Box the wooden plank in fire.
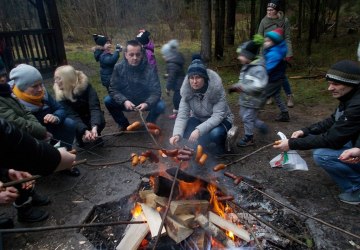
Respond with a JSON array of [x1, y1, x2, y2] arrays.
[[209, 211, 250, 242], [165, 215, 193, 243], [140, 203, 166, 238], [169, 200, 209, 215], [116, 212, 149, 250]]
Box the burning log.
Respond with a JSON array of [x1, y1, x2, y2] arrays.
[[165, 216, 194, 243], [176, 214, 196, 228], [195, 213, 236, 248], [139, 190, 167, 209], [140, 203, 166, 238], [169, 200, 209, 215], [153, 175, 178, 197], [116, 212, 149, 250], [209, 211, 250, 242]]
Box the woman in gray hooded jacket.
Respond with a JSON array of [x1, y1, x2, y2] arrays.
[[169, 55, 233, 155]]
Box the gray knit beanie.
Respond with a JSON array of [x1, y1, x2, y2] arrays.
[[9, 64, 43, 91], [326, 60, 360, 86], [187, 54, 208, 79], [161, 39, 179, 60]]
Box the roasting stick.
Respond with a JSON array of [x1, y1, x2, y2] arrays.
[[98, 130, 148, 138], [152, 161, 182, 250], [0, 220, 147, 234], [2, 159, 87, 188], [213, 142, 278, 171], [136, 109, 161, 150]]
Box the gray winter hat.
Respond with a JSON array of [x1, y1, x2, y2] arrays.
[[326, 60, 360, 86], [161, 39, 179, 60], [9, 64, 43, 91]]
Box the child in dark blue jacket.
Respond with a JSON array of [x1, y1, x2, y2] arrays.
[[263, 28, 290, 122], [92, 34, 121, 90]]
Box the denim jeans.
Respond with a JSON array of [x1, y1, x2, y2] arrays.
[[104, 95, 165, 126], [239, 106, 265, 136], [46, 117, 76, 150], [183, 117, 232, 155], [282, 76, 292, 96], [313, 143, 360, 192]]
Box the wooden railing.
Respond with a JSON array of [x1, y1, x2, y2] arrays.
[[0, 29, 62, 73]]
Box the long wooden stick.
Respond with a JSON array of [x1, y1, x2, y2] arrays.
[[0, 220, 147, 234], [152, 162, 182, 250], [224, 143, 274, 168]]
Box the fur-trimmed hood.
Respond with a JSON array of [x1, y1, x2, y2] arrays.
[[53, 70, 89, 102]]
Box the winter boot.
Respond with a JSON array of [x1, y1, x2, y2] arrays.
[[237, 135, 254, 147], [275, 112, 290, 122], [31, 190, 50, 206], [0, 217, 14, 229], [287, 95, 294, 108], [14, 198, 49, 223]]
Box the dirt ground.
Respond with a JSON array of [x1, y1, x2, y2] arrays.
[[1, 61, 360, 249]]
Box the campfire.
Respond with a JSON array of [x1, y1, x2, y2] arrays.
[[116, 167, 251, 250]]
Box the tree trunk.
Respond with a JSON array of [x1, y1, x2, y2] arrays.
[[250, 0, 256, 37], [297, 0, 302, 39], [226, 0, 236, 45], [307, 0, 315, 55], [200, 0, 212, 62], [314, 0, 321, 42], [215, 0, 225, 60], [333, 0, 341, 38]]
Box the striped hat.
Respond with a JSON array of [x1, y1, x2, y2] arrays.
[[326, 60, 360, 86], [187, 54, 208, 79]]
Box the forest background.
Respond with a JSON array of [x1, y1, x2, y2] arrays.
[[0, 0, 359, 104]]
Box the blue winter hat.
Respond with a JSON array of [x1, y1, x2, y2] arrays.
[[187, 54, 208, 79], [265, 28, 284, 44], [9, 64, 42, 91]]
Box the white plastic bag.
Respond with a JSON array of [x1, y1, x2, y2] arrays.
[[269, 132, 309, 171]]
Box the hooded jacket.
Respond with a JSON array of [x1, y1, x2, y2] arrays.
[[264, 40, 287, 82], [108, 55, 161, 108], [289, 87, 360, 150], [54, 71, 105, 137], [173, 69, 233, 137], [233, 58, 268, 109], [258, 11, 293, 57], [165, 51, 185, 91], [143, 41, 157, 68]]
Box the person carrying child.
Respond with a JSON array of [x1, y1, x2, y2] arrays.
[[229, 36, 269, 147]]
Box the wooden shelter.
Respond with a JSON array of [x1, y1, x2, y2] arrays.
[[0, 0, 66, 73]]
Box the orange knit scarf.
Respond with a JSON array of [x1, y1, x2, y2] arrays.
[[12, 85, 45, 106]]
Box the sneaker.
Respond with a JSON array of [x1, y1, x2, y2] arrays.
[[168, 113, 177, 120], [338, 190, 360, 205], [62, 167, 81, 177], [14, 198, 49, 223], [275, 112, 290, 122], [287, 95, 294, 108], [237, 135, 254, 147]]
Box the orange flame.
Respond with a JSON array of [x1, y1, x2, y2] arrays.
[[178, 179, 203, 199], [226, 230, 235, 241], [207, 184, 225, 218], [131, 203, 142, 218]]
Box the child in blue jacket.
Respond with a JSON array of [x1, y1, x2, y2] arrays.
[[92, 34, 121, 90], [263, 28, 289, 122]]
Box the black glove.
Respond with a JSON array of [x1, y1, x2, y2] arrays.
[[116, 44, 122, 52]]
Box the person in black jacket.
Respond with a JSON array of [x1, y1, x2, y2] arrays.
[[161, 39, 185, 120], [0, 117, 76, 226], [53, 65, 106, 148], [274, 60, 360, 205]]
